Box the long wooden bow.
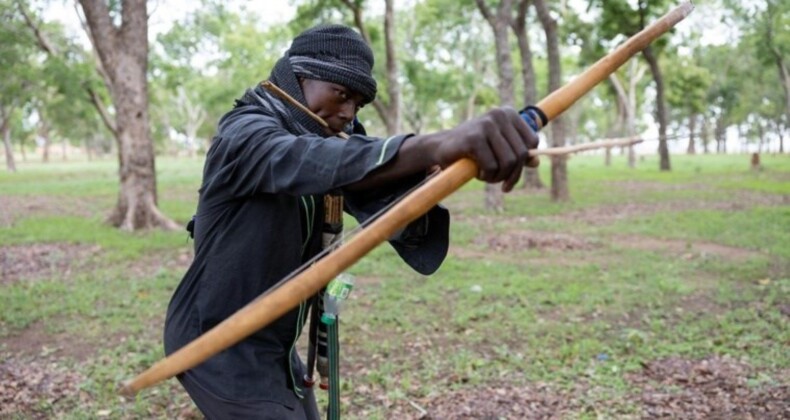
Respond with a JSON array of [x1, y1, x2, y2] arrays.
[[119, 1, 694, 396]]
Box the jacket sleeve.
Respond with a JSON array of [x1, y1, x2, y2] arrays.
[[343, 173, 450, 275], [199, 107, 408, 208]]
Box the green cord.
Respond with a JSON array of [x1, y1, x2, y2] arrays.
[[327, 319, 340, 419]]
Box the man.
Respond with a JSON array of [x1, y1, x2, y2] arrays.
[[164, 24, 538, 419]]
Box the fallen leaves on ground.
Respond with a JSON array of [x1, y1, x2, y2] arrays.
[[0, 243, 102, 285], [628, 356, 789, 419], [0, 356, 87, 418]]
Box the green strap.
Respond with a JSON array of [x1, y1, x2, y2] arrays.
[[327, 319, 340, 420]]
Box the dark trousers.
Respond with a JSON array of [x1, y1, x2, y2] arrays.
[[178, 374, 321, 420]]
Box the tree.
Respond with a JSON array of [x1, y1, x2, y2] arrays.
[[0, 0, 41, 172], [511, 0, 544, 189], [608, 58, 647, 165], [475, 0, 514, 212], [666, 57, 711, 155], [153, 4, 292, 155], [408, 0, 498, 132], [723, 0, 789, 152], [35, 23, 109, 161], [699, 44, 741, 154], [533, 0, 569, 201], [752, 0, 789, 135], [592, 0, 675, 170], [77, 0, 178, 230]]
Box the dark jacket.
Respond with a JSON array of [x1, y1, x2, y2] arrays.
[[163, 102, 449, 409]]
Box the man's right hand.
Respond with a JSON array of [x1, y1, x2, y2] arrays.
[[428, 107, 539, 192], [347, 107, 539, 193]]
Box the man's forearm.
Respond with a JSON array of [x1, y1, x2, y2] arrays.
[[345, 134, 440, 192]]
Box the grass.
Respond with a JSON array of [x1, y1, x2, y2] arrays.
[[1, 153, 788, 418]]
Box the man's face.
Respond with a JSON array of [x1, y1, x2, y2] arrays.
[[300, 79, 366, 135]]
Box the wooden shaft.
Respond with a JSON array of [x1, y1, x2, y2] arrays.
[[261, 80, 350, 140], [119, 158, 477, 396], [536, 1, 694, 121], [119, 2, 693, 396], [532, 137, 643, 156]]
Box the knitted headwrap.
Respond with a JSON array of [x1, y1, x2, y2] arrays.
[[288, 24, 377, 105], [235, 25, 375, 137]]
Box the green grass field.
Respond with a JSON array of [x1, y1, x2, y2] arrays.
[[1, 153, 788, 419]]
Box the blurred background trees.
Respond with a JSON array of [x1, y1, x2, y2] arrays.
[[3, 0, 787, 224]]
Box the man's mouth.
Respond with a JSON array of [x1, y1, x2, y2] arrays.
[[327, 120, 349, 134]]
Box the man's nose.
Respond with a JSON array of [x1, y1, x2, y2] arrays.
[[338, 100, 356, 121]]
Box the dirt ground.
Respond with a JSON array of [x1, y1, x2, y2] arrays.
[[3, 354, 786, 419], [1, 189, 788, 418]]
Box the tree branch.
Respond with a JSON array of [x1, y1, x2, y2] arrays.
[[511, 0, 530, 31], [86, 83, 118, 135], [73, 0, 112, 87], [77, 0, 119, 72], [18, 0, 117, 136], [474, 0, 494, 25], [16, 1, 56, 54], [339, 0, 371, 44]]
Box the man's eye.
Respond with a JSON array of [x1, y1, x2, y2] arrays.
[[335, 89, 348, 99]]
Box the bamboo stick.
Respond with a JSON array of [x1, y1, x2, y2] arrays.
[[119, 1, 694, 397], [261, 80, 350, 139], [533, 137, 643, 156]]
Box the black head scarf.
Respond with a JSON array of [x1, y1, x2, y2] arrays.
[[236, 24, 376, 136], [288, 24, 377, 104]]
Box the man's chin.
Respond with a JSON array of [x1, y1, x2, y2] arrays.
[[326, 125, 346, 136]]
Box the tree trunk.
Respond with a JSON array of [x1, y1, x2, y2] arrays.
[[512, 0, 544, 190], [512, 0, 536, 106], [534, 0, 568, 201], [84, 136, 94, 161], [476, 0, 514, 212], [342, 0, 400, 136], [609, 74, 628, 134], [608, 73, 626, 168], [19, 139, 27, 162], [79, 0, 178, 231], [176, 86, 206, 159], [42, 134, 50, 163], [642, 46, 670, 171], [757, 123, 765, 154], [701, 116, 710, 154], [522, 167, 544, 189], [382, 0, 400, 135], [1, 110, 17, 172], [626, 61, 641, 168], [687, 114, 697, 155], [550, 155, 567, 200], [39, 117, 51, 163], [774, 49, 790, 136], [715, 116, 726, 153]]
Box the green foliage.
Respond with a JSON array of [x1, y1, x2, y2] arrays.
[[2, 0, 785, 161], [717, 0, 789, 139], [151, 5, 296, 147], [666, 58, 712, 115], [0, 2, 41, 108]]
